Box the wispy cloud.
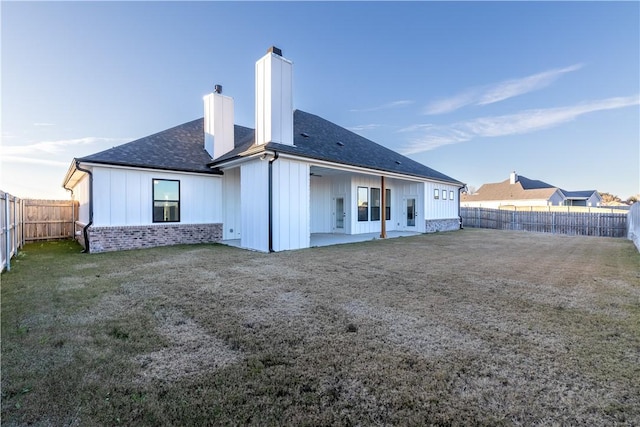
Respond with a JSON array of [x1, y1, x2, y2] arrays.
[[401, 94, 640, 154], [2, 136, 129, 156], [33, 122, 56, 127], [1, 156, 69, 167], [348, 124, 382, 132], [350, 100, 414, 113], [424, 64, 584, 115]]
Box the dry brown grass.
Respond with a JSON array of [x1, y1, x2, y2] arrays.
[[2, 229, 639, 425]]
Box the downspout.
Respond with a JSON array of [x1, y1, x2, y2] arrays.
[[268, 151, 279, 252], [74, 161, 93, 253]]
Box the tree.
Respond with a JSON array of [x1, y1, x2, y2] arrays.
[[627, 194, 639, 204], [599, 192, 622, 204]]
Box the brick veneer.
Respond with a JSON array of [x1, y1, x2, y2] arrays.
[[86, 223, 223, 253]]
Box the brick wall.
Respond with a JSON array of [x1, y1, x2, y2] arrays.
[[87, 223, 223, 253], [425, 218, 461, 233]]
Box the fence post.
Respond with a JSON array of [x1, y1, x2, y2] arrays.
[[5, 194, 10, 272]]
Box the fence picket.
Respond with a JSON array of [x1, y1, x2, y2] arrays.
[[461, 207, 627, 238]]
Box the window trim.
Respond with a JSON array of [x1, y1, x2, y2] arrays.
[[371, 187, 381, 221], [357, 186, 368, 222], [450, 190, 454, 201], [442, 189, 447, 200], [434, 189, 439, 200], [153, 179, 181, 223], [385, 188, 391, 221]]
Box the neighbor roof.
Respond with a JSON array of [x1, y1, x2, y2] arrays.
[[211, 110, 463, 184], [71, 110, 461, 185], [462, 177, 560, 202]]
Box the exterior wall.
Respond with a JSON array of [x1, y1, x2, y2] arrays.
[[548, 190, 565, 206], [310, 176, 331, 233], [331, 175, 352, 234], [88, 223, 222, 253], [74, 174, 91, 225], [91, 166, 222, 227], [395, 180, 425, 232], [272, 159, 310, 251], [425, 218, 460, 233], [351, 174, 393, 234], [241, 160, 269, 252], [222, 167, 241, 240], [424, 182, 460, 220], [587, 193, 601, 207]]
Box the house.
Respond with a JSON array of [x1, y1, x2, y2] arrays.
[[62, 47, 465, 253], [461, 171, 601, 208]]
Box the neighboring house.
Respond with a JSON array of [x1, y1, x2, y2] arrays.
[[63, 47, 464, 253], [461, 171, 601, 208]]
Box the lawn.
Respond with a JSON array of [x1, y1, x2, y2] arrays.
[[1, 229, 639, 426]]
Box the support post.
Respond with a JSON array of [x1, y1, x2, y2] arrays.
[[380, 176, 387, 238]]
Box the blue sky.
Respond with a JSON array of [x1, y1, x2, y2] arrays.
[[2, 1, 639, 200]]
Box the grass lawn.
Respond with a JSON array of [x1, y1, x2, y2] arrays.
[[1, 229, 639, 425]]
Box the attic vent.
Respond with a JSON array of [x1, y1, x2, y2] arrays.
[[336, 141, 344, 146], [395, 160, 401, 165], [300, 132, 310, 138]]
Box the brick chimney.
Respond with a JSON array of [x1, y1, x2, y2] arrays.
[[204, 84, 234, 160], [255, 46, 293, 146]]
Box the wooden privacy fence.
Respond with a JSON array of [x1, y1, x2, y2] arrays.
[[461, 207, 627, 238], [2, 190, 79, 271]]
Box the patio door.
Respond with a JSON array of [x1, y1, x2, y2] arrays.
[[404, 197, 417, 228], [333, 197, 345, 233]]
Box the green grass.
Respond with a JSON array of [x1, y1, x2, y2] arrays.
[[2, 231, 639, 425]]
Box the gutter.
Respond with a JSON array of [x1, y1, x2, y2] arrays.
[[267, 151, 279, 252], [70, 161, 93, 253]]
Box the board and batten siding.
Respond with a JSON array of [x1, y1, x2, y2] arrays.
[[351, 174, 396, 234], [74, 174, 91, 225], [222, 167, 241, 240], [241, 160, 269, 252], [91, 167, 222, 227], [424, 181, 459, 220], [272, 159, 310, 251], [310, 177, 331, 233]]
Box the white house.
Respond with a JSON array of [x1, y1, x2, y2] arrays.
[[63, 47, 465, 253], [461, 171, 601, 208]]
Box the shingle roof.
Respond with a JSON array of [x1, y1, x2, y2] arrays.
[[561, 190, 598, 199], [78, 118, 253, 174], [76, 110, 462, 185], [461, 177, 560, 202], [213, 110, 463, 184]]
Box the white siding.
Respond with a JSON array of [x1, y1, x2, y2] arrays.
[[310, 176, 331, 233], [272, 159, 310, 251], [396, 181, 425, 232], [241, 160, 269, 252], [74, 174, 91, 224], [222, 167, 241, 240], [351, 174, 389, 234], [255, 51, 293, 146], [91, 166, 221, 227], [424, 182, 460, 220], [331, 176, 351, 234]]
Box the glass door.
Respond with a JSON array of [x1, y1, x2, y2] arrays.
[[334, 197, 345, 232], [406, 198, 416, 227]]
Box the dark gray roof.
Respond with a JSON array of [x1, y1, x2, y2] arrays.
[[517, 176, 555, 190], [78, 118, 252, 174], [562, 190, 598, 199], [78, 110, 462, 185], [213, 110, 463, 184]]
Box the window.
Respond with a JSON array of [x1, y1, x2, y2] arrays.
[[371, 188, 381, 221], [450, 190, 454, 201], [442, 189, 447, 200], [385, 189, 391, 220], [357, 187, 368, 221], [153, 179, 180, 222], [434, 189, 439, 200]]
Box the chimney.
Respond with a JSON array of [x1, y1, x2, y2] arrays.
[[510, 171, 518, 184], [255, 46, 293, 146], [204, 84, 235, 160]]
